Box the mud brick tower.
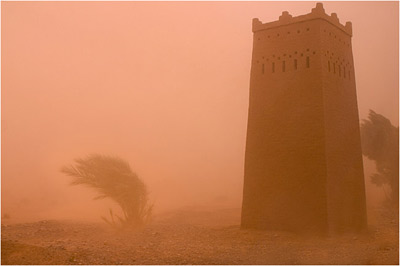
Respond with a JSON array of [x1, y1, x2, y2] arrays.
[[241, 3, 367, 234]]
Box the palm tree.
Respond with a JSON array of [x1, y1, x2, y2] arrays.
[[360, 110, 399, 206], [61, 154, 153, 227]]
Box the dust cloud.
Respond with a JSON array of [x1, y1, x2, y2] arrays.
[[2, 2, 398, 224]]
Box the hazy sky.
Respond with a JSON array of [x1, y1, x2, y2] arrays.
[[2, 1, 399, 222]]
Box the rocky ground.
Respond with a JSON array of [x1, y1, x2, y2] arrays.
[[1, 206, 398, 265]]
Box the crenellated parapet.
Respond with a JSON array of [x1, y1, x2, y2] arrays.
[[253, 3, 352, 36]]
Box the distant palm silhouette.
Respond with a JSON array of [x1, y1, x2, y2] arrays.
[[61, 154, 153, 228], [361, 110, 399, 205]]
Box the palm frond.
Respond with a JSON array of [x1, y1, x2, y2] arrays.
[[61, 154, 153, 228]]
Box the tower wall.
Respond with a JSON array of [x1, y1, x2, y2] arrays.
[[319, 20, 367, 233], [241, 3, 367, 234]]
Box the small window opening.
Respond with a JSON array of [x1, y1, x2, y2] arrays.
[[294, 59, 298, 70]]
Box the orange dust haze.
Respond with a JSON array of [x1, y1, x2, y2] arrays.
[[2, 1, 398, 223]]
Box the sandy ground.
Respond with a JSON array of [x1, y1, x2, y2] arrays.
[[1, 206, 398, 265]]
